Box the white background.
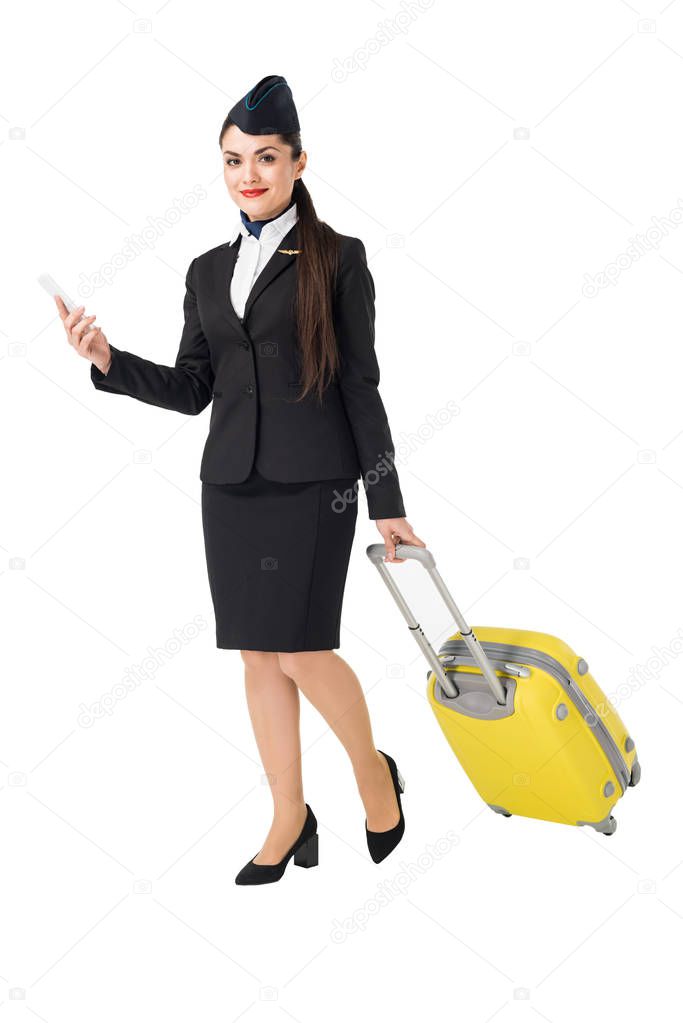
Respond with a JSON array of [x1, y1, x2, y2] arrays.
[[1, 0, 678, 1019]]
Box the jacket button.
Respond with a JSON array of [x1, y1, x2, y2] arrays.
[[243, 384, 254, 396], [240, 341, 249, 349]]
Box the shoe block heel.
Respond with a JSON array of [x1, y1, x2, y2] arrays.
[[396, 768, 406, 793], [293, 833, 319, 868]]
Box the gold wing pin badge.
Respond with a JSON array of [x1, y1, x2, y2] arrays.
[[278, 248, 302, 255]]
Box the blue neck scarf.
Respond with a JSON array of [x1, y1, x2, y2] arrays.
[[240, 195, 296, 240]]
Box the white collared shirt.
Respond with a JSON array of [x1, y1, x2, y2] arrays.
[[229, 202, 299, 320]]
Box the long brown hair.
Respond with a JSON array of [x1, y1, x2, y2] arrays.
[[218, 118, 341, 404]]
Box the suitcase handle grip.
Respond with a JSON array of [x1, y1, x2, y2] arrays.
[[365, 543, 507, 704]]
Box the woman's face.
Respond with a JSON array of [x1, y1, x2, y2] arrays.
[[221, 124, 306, 221]]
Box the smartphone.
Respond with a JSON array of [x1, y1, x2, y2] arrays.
[[37, 273, 79, 313], [38, 272, 101, 342]]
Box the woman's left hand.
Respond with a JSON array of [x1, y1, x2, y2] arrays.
[[375, 518, 426, 563]]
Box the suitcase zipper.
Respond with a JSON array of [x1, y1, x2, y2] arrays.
[[439, 640, 630, 794]]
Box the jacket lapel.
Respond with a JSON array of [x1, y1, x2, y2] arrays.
[[242, 222, 300, 323], [213, 236, 248, 339], [212, 222, 301, 337]]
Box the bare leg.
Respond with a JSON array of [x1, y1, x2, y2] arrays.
[[241, 650, 308, 864], [277, 650, 400, 832]]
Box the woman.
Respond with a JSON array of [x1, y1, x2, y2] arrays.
[[56, 74, 425, 885]]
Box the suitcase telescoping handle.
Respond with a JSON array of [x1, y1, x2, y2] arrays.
[[365, 543, 507, 705]]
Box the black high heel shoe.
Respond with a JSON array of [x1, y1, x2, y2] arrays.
[[234, 804, 319, 885], [365, 750, 406, 863]]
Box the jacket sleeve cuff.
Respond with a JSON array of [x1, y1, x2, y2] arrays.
[[90, 345, 121, 389], [365, 472, 406, 520]]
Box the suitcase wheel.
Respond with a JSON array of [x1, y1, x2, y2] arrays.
[[601, 816, 617, 837]]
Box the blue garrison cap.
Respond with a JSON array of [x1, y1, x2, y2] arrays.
[[228, 75, 300, 135]]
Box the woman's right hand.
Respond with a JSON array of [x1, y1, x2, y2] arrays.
[[55, 295, 112, 375]]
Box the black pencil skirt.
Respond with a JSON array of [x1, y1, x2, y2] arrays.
[[201, 467, 359, 652]]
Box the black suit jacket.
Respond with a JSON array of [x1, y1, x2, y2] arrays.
[[90, 223, 405, 520]]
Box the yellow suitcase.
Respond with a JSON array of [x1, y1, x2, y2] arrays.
[[366, 543, 641, 836]]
